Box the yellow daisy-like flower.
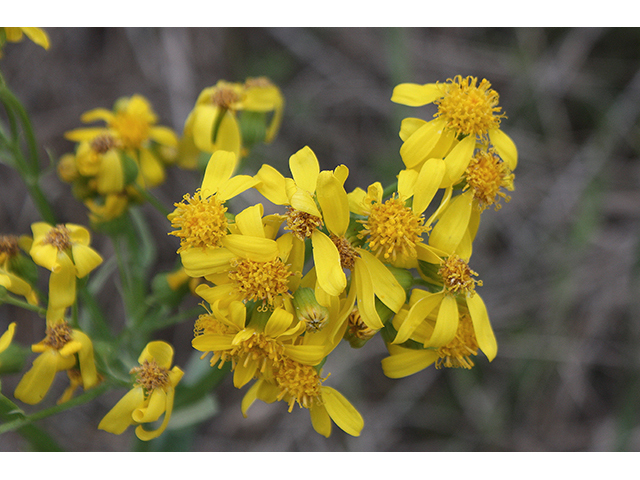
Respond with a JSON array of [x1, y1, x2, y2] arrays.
[[0, 235, 38, 305], [28, 222, 103, 322], [382, 304, 484, 378], [65, 94, 179, 189], [391, 75, 518, 185], [464, 145, 515, 212], [349, 159, 450, 270], [390, 254, 497, 363], [180, 201, 302, 309], [168, 150, 257, 253], [192, 301, 325, 389], [241, 363, 364, 438], [184, 77, 284, 159], [14, 321, 99, 404], [254, 146, 348, 298], [0, 28, 49, 55], [98, 341, 183, 441]]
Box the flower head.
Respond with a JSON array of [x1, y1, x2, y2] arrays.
[[29, 222, 102, 322], [98, 341, 183, 441], [14, 321, 99, 404]]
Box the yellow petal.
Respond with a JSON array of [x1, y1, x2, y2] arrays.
[[149, 125, 179, 147], [310, 403, 332, 438], [71, 244, 103, 278], [399, 117, 427, 142], [321, 386, 364, 437], [98, 387, 145, 434], [216, 175, 259, 202], [391, 83, 442, 106], [132, 388, 167, 423], [254, 164, 290, 205], [0, 322, 16, 353], [429, 190, 473, 254], [195, 283, 238, 308], [359, 250, 405, 313], [30, 243, 59, 272], [14, 350, 62, 404], [20, 27, 50, 49], [72, 329, 99, 389], [381, 347, 438, 378], [399, 118, 446, 169], [47, 254, 76, 310], [214, 112, 242, 159], [289, 146, 319, 194], [396, 168, 418, 202], [264, 308, 295, 338], [180, 247, 235, 278], [393, 291, 444, 344], [311, 231, 346, 297], [221, 235, 279, 262], [283, 344, 326, 365], [192, 333, 234, 352], [241, 380, 261, 418], [352, 257, 383, 330], [413, 158, 446, 216], [425, 294, 459, 348], [191, 105, 218, 152], [290, 188, 322, 217], [316, 170, 349, 236], [233, 360, 258, 388], [442, 134, 475, 187], [200, 150, 238, 196], [96, 150, 124, 194], [466, 293, 497, 361], [234, 204, 266, 238], [135, 386, 177, 441], [139, 148, 165, 188], [489, 128, 518, 170], [80, 108, 115, 124]]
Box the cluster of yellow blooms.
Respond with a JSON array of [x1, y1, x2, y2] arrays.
[[0, 29, 517, 442]]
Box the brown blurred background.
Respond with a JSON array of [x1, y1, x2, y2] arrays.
[[1, 27, 640, 451]]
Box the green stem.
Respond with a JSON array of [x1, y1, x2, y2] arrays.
[[133, 183, 171, 218], [1, 293, 47, 317]]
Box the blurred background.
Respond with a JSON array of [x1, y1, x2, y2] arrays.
[[1, 27, 640, 451]]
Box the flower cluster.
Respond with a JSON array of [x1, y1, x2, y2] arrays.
[[169, 74, 517, 437], [0, 29, 519, 445]]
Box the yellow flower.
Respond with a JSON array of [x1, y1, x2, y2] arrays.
[[349, 159, 450, 269], [14, 321, 99, 404], [65, 94, 178, 189], [168, 150, 257, 253], [28, 222, 103, 322], [254, 146, 348, 298], [98, 341, 183, 441], [192, 301, 327, 389], [463, 145, 515, 212], [0, 28, 49, 55], [391, 76, 518, 185], [389, 254, 497, 363], [0, 235, 38, 305], [181, 203, 302, 309], [241, 367, 364, 438], [382, 306, 484, 378], [184, 77, 284, 159]]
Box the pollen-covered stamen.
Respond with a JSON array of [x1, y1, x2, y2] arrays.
[[331, 234, 360, 270], [435, 314, 479, 369], [465, 147, 514, 211], [274, 357, 324, 412], [0, 235, 20, 259], [230, 332, 285, 377], [285, 207, 323, 241], [43, 322, 73, 350], [435, 75, 504, 138], [359, 195, 428, 262], [168, 190, 228, 253], [131, 359, 170, 393], [228, 257, 292, 305], [212, 87, 242, 109], [43, 225, 73, 251], [438, 255, 483, 296], [90, 134, 119, 154]]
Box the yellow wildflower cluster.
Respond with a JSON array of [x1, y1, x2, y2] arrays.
[[0, 28, 519, 445], [168, 74, 517, 437]]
